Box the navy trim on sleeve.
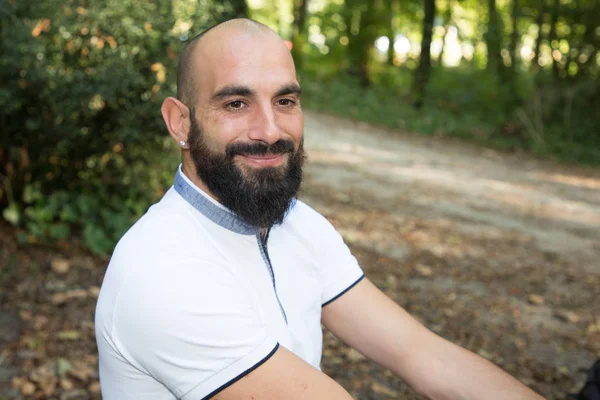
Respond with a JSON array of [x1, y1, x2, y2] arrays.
[[200, 343, 280, 400], [321, 274, 365, 308]]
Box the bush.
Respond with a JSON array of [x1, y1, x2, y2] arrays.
[[0, 0, 184, 254]]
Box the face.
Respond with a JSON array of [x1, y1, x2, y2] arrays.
[[187, 28, 306, 227]]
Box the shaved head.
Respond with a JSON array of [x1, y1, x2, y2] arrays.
[[176, 18, 282, 107]]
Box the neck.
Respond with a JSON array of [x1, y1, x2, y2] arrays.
[[181, 158, 220, 202]]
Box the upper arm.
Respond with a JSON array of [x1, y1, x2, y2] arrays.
[[321, 278, 439, 386], [111, 259, 280, 399], [213, 345, 354, 400]]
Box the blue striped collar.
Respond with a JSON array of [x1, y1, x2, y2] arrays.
[[173, 165, 260, 235]]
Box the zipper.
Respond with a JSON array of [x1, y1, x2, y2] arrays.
[[256, 229, 288, 325]]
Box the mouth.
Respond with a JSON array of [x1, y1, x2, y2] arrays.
[[237, 153, 288, 167]]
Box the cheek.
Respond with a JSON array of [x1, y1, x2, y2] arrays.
[[283, 114, 304, 143], [206, 117, 242, 149]]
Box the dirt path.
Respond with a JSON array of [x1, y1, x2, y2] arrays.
[[300, 112, 600, 399]]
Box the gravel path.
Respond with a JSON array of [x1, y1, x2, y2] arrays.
[[300, 111, 600, 399]]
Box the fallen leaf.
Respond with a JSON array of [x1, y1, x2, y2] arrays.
[[345, 348, 366, 362], [33, 315, 49, 330], [88, 381, 101, 393], [50, 258, 71, 275], [57, 330, 82, 340], [65, 289, 88, 299], [20, 310, 32, 321], [20, 380, 36, 395], [60, 377, 74, 390], [528, 294, 545, 305], [554, 309, 580, 323], [88, 286, 101, 298], [415, 263, 433, 276], [586, 319, 600, 335], [371, 382, 398, 396], [69, 363, 94, 381], [57, 358, 73, 376], [50, 293, 69, 306]]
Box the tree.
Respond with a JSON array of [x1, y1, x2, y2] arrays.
[[437, 0, 454, 66], [485, 0, 505, 80], [386, 0, 398, 66], [291, 0, 309, 70], [508, 0, 519, 74], [412, 0, 436, 108], [344, 0, 378, 86], [548, 0, 560, 79], [0, 0, 248, 254], [530, 0, 545, 72]]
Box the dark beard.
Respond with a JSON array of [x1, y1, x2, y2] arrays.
[[188, 109, 305, 228]]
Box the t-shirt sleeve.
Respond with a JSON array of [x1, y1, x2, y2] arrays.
[[111, 259, 278, 400], [313, 213, 365, 307]]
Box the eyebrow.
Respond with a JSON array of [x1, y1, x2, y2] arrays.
[[274, 84, 302, 98], [212, 85, 255, 101], [211, 83, 302, 102]]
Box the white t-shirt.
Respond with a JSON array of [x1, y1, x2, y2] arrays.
[[95, 166, 364, 399]]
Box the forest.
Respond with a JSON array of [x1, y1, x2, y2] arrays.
[[1, 0, 598, 252], [1, 1, 599, 399]]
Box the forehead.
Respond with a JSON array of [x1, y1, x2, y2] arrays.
[[193, 31, 297, 100]]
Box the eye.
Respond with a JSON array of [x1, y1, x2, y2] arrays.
[[277, 99, 295, 106], [226, 100, 246, 110]]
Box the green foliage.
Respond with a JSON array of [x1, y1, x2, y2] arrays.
[[300, 67, 600, 165], [0, 0, 189, 254], [1, 0, 598, 255]]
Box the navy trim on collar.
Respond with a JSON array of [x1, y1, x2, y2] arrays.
[[173, 167, 260, 235]]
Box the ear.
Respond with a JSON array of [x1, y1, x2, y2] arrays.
[[161, 97, 191, 148]]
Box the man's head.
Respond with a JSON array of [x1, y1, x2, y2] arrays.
[[161, 18, 305, 228]]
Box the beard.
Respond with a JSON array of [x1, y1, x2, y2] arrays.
[[187, 109, 306, 228]]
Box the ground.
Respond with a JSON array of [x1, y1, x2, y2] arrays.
[[1, 111, 599, 399]]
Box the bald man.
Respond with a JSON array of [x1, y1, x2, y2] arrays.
[[95, 19, 544, 400]]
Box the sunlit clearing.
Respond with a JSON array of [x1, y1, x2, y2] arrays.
[[443, 26, 461, 66], [375, 36, 390, 52], [520, 44, 533, 60], [394, 35, 411, 55]]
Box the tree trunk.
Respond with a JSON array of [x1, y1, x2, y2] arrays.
[[231, 0, 249, 18], [548, 0, 560, 79], [486, 0, 504, 80], [531, 0, 545, 72], [509, 0, 519, 73], [291, 0, 309, 70], [386, 0, 396, 66], [437, 1, 453, 66], [412, 0, 436, 109], [345, 0, 376, 86], [575, 0, 598, 77]]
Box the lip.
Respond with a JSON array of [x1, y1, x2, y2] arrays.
[[238, 153, 288, 167]]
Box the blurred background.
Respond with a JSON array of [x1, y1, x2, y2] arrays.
[[1, 0, 599, 399]]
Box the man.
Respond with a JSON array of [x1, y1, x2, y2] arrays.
[[95, 18, 544, 399]]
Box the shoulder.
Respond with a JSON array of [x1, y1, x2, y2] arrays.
[[96, 187, 242, 335], [284, 199, 338, 234]]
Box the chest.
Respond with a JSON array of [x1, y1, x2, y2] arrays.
[[224, 232, 324, 368]]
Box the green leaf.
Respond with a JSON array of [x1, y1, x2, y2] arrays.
[[48, 223, 70, 240], [59, 205, 79, 223], [23, 183, 43, 204], [2, 204, 20, 226], [84, 223, 113, 255], [57, 358, 73, 377]]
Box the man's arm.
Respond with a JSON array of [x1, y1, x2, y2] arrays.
[[322, 278, 545, 400], [212, 345, 354, 399]]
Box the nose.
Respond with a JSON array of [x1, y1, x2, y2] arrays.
[[247, 102, 284, 145]]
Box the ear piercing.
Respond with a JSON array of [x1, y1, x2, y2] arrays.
[[179, 140, 186, 147]]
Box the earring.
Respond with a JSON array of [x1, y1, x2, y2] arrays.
[[179, 140, 186, 147]]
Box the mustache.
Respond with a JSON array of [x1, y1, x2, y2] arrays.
[[226, 139, 295, 158]]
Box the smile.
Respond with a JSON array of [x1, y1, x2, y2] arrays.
[[238, 153, 288, 167]]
